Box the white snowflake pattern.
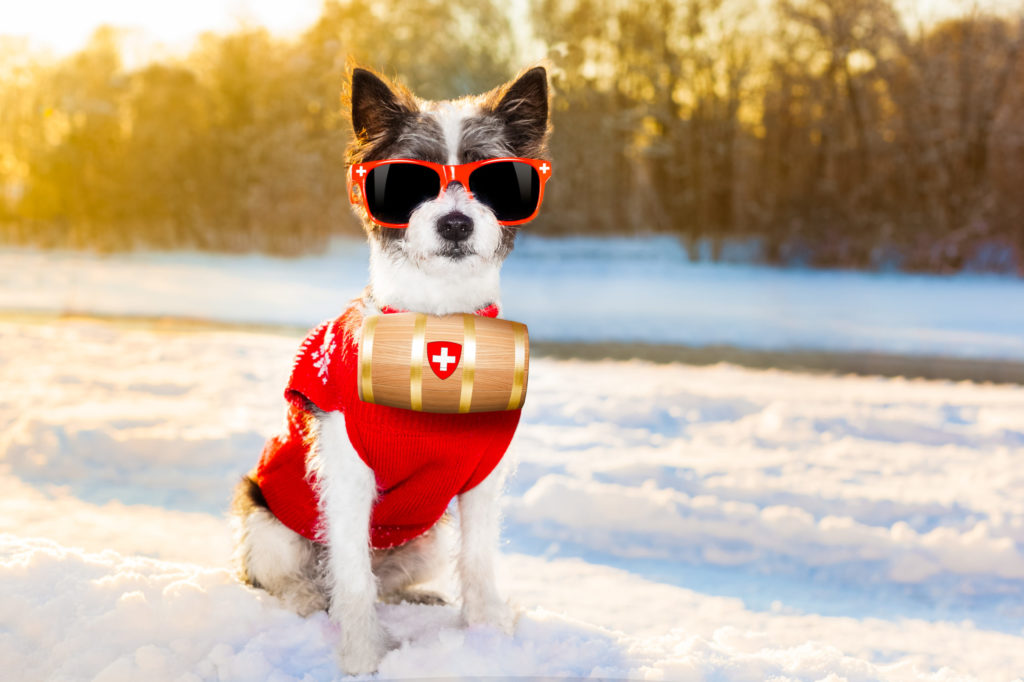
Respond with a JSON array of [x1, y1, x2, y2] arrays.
[[310, 324, 337, 385]]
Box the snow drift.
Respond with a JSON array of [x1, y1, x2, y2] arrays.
[[2, 316, 1024, 680]]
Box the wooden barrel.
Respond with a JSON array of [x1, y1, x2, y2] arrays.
[[357, 312, 529, 413]]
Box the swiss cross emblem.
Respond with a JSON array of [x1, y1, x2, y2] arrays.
[[427, 341, 462, 380]]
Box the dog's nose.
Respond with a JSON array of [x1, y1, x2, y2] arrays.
[[437, 212, 473, 242]]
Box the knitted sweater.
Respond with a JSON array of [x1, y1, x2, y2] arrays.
[[255, 304, 521, 549]]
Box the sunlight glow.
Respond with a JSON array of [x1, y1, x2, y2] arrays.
[[898, 0, 1022, 24], [2, 0, 1020, 61], [0, 0, 323, 56]]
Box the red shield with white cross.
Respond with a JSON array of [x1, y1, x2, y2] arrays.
[[427, 341, 462, 380]]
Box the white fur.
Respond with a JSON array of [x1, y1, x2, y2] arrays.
[[307, 411, 388, 675], [430, 101, 476, 165], [300, 408, 514, 673], [235, 506, 327, 616], [368, 183, 504, 315], [457, 455, 516, 632]]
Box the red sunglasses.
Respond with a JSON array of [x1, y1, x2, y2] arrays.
[[348, 157, 552, 228]]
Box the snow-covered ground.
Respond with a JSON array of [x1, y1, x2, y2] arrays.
[[3, 236, 1024, 360], [2, 317, 1024, 681]]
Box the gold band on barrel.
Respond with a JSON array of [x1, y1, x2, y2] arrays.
[[409, 313, 427, 411], [459, 314, 476, 413], [506, 322, 526, 410], [359, 315, 379, 404]]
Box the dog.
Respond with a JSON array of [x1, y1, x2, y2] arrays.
[[231, 65, 551, 674]]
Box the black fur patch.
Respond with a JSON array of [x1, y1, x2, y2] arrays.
[[232, 474, 269, 515], [349, 69, 419, 164], [495, 225, 518, 259], [363, 113, 448, 164], [482, 66, 550, 159], [459, 115, 515, 162], [392, 114, 447, 162], [370, 224, 407, 252]]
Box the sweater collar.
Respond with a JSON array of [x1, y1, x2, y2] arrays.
[[379, 303, 500, 318]]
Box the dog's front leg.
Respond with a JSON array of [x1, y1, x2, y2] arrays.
[[312, 410, 387, 674], [457, 456, 516, 633]]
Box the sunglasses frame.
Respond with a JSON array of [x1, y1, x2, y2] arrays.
[[348, 157, 553, 228]]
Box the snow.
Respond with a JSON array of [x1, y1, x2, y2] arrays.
[[2, 317, 1024, 680], [8, 536, 1024, 682], [3, 235, 1024, 359]]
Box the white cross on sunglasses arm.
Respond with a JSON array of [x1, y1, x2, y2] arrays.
[[356, 166, 367, 177], [539, 163, 549, 174]]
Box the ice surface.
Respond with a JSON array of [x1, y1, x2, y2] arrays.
[[2, 235, 1023, 359]]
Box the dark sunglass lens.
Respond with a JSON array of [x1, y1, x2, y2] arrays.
[[365, 163, 441, 224], [468, 161, 540, 222]]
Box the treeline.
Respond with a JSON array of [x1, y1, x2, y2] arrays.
[[0, 1, 513, 254], [1, 0, 1022, 272], [536, 0, 1024, 272]]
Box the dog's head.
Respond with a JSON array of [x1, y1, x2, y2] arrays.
[[345, 66, 550, 314]]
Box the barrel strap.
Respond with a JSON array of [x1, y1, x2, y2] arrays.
[[506, 322, 527, 410], [359, 315, 379, 403], [409, 313, 428, 411], [458, 314, 476, 413], [378, 303, 501, 318]]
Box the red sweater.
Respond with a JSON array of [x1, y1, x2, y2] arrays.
[[255, 304, 521, 549]]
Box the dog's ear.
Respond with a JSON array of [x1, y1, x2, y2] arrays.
[[486, 66, 550, 156], [349, 68, 415, 143]]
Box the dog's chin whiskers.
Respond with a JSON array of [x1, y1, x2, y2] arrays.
[[438, 245, 476, 260]]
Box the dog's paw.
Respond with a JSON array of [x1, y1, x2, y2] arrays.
[[283, 587, 328, 618], [381, 588, 448, 606], [462, 597, 517, 635], [337, 641, 385, 675], [337, 626, 390, 675]]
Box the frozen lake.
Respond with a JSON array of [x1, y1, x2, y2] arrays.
[[3, 235, 1024, 361]]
